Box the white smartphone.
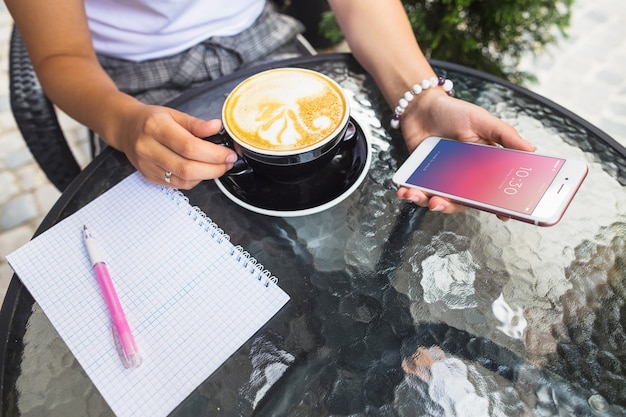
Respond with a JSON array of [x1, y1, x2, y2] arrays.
[[392, 137, 588, 226]]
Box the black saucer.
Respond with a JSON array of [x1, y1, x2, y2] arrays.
[[214, 118, 371, 217]]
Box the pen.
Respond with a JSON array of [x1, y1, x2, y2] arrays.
[[83, 225, 142, 369]]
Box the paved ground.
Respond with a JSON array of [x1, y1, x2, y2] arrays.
[[0, 0, 625, 305]]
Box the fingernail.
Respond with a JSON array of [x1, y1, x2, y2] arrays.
[[431, 205, 445, 212], [226, 153, 238, 163]]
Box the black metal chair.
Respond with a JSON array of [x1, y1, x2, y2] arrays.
[[9, 26, 82, 192]]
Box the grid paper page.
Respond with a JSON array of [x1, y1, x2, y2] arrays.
[[6, 172, 290, 417]]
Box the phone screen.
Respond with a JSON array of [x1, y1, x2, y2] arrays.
[[404, 140, 565, 214]]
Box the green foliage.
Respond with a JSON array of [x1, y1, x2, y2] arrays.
[[320, 0, 574, 85], [319, 10, 346, 44]]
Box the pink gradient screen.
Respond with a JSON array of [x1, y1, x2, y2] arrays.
[[406, 140, 565, 213]]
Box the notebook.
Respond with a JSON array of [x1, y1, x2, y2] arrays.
[[6, 172, 290, 417]]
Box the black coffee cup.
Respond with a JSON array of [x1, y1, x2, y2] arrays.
[[205, 68, 352, 180]]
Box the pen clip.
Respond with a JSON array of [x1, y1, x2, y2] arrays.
[[111, 324, 132, 369]]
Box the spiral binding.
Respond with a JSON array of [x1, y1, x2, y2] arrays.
[[162, 186, 279, 287]]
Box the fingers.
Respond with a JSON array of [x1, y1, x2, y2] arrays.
[[153, 158, 235, 189], [397, 187, 512, 223], [164, 112, 237, 165], [144, 139, 237, 189], [124, 108, 239, 190], [396, 187, 466, 214]]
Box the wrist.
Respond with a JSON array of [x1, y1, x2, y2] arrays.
[[95, 95, 145, 149], [390, 76, 455, 129]]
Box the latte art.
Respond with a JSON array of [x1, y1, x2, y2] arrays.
[[223, 69, 348, 152]]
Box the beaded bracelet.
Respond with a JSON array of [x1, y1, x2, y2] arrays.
[[390, 76, 455, 129]]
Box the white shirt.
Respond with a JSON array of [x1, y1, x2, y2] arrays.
[[84, 0, 265, 61]]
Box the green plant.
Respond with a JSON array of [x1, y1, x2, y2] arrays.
[[320, 0, 574, 85]]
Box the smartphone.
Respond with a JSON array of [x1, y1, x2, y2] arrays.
[[392, 137, 588, 226]]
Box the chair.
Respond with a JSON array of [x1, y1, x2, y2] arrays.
[[9, 26, 82, 192]]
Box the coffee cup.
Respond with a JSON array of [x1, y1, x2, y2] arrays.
[[206, 68, 354, 180]]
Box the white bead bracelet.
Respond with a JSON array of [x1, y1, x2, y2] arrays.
[[390, 76, 455, 129]]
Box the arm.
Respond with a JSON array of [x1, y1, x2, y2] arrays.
[[328, 0, 536, 213], [5, 0, 237, 189]]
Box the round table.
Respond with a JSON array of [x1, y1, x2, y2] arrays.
[[2, 53, 626, 416]]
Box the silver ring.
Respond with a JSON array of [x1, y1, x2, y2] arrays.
[[164, 170, 172, 184]]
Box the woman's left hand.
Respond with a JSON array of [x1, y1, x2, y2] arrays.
[[395, 91, 536, 214]]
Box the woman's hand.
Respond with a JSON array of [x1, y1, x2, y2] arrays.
[[113, 103, 239, 189], [395, 90, 536, 213]]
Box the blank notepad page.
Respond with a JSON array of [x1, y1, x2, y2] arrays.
[[7, 172, 290, 417]]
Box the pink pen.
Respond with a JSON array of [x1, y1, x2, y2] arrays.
[[83, 225, 142, 369]]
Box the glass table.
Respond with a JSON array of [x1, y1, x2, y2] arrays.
[[1, 53, 626, 416]]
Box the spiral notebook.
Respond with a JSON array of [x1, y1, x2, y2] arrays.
[[6, 172, 290, 417]]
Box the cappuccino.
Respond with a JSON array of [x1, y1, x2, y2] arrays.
[[223, 68, 348, 153]]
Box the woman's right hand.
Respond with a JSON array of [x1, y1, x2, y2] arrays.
[[111, 103, 239, 189]]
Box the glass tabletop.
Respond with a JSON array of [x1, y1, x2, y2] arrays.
[[1, 53, 625, 416]]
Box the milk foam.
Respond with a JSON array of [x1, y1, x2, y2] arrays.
[[224, 69, 347, 151]]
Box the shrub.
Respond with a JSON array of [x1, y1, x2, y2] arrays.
[[320, 0, 574, 85]]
